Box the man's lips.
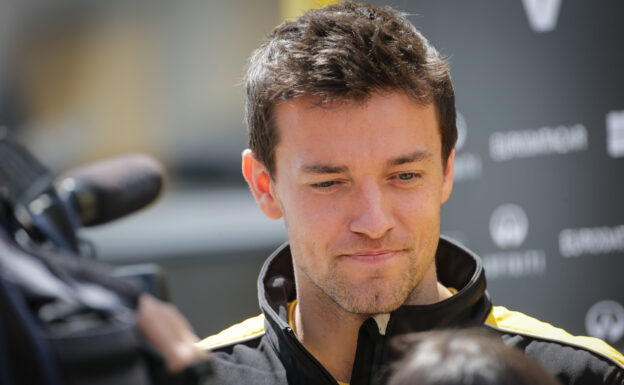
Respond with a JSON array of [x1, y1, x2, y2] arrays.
[[342, 249, 402, 264]]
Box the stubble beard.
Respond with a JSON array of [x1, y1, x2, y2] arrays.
[[301, 247, 429, 316], [281, 199, 434, 316]]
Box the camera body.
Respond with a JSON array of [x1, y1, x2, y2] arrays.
[[0, 134, 171, 385]]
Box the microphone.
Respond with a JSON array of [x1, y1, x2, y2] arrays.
[[0, 133, 164, 253], [56, 154, 165, 227]]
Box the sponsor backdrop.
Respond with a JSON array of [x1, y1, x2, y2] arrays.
[[368, 0, 624, 351]]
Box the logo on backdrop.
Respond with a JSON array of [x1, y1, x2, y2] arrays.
[[607, 110, 624, 158], [484, 204, 546, 279], [490, 204, 528, 249], [453, 112, 482, 182], [559, 224, 624, 258], [489, 124, 588, 161], [586, 300, 624, 344], [522, 0, 562, 33]]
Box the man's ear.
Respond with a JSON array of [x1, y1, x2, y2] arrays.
[[441, 149, 455, 204], [242, 149, 283, 219]]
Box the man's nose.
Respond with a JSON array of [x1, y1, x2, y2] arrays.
[[348, 181, 395, 239]]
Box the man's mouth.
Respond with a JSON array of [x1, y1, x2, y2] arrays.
[[342, 249, 402, 264]]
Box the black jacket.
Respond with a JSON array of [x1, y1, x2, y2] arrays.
[[200, 237, 624, 385]]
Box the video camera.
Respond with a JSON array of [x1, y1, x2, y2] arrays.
[[0, 130, 188, 385]]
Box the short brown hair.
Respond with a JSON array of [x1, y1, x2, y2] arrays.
[[245, 0, 456, 177]]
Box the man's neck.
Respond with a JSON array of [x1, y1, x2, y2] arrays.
[[292, 282, 453, 383], [292, 295, 365, 383]]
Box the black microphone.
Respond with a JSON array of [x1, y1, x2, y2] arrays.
[[56, 154, 165, 227], [0, 132, 164, 253]]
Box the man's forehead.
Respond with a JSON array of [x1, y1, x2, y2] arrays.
[[271, 92, 442, 173], [273, 91, 437, 122]]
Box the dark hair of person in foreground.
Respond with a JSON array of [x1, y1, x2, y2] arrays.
[[387, 329, 562, 385]]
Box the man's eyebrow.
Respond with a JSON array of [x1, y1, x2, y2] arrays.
[[301, 164, 348, 174], [387, 150, 433, 167], [300, 151, 433, 174]]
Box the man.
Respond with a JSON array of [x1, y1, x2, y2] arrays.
[[193, 1, 624, 384]]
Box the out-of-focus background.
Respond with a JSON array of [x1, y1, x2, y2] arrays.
[[1, 0, 623, 351]]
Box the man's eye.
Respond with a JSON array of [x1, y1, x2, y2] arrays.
[[311, 181, 336, 189], [397, 172, 419, 181]]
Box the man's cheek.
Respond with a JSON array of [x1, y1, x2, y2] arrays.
[[303, 207, 339, 234]]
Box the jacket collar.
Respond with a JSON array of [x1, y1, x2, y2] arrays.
[[256, 236, 492, 384]]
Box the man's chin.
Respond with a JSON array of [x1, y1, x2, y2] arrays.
[[334, 291, 406, 315], [341, 303, 402, 316]]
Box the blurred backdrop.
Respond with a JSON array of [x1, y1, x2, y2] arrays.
[[1, 0, 623, 351]]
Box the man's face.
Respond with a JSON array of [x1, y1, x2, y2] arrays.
[[245, 91, 454, 315]]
